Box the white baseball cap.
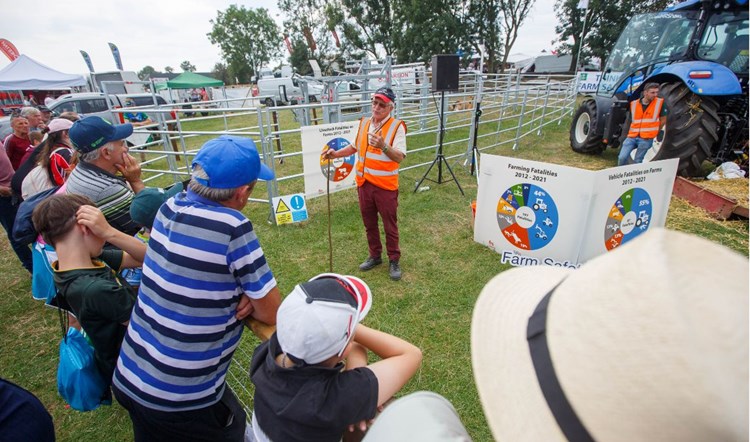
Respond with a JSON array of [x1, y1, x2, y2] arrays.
[[277, 273, 373, 365]]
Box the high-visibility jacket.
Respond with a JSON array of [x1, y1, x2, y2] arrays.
[[628, 97, 664, 139], [355, 116, 406, 191]]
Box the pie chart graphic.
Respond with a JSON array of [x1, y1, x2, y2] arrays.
[[496, 183, 558, 250], [319, 137, 355, 182], [604, 188, 652, 251]]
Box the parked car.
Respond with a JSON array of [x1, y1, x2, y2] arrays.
[[48, 92, 172, 123], [47, 92, 175, 147], [257, 76, 323, 106]]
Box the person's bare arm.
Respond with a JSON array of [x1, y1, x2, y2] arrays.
[[324, 144, 357, 159], [353, 325, 422, 406], [76, 205, 146, 264], [239, 285, 281, 325], [345, 342, 368, 370], [0, 185, 11, 197], [659, 115, 666, 131], [368, 132, 405, 164]]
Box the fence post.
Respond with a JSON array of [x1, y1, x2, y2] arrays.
[[257, 106, 278, 223], [537, 79, 551, 136], [419, 75, 429, 131], [513, 89, 529, 151]]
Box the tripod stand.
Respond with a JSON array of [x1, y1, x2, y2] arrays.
[[414, 90, 464, 195], [469, 101, 482, 176]]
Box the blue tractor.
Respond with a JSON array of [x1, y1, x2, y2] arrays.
[[570, 0, 748, 176]]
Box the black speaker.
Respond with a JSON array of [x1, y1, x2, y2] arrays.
[[431, 54, 459, 92]]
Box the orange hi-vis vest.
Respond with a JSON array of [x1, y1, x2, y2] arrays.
[[628, 97, 664, 139], [355, 116, 406, 191]]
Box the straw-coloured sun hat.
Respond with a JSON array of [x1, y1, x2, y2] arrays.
[[472, 228, 748, 441]]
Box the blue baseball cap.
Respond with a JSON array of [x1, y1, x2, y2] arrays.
[[69, 116, 133, 153], [191, 136, 274, 189]]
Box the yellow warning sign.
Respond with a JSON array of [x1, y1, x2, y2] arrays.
[[276, 199, 291, 213]]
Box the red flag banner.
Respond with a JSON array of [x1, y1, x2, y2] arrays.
[[284, 34, 293, 54], [331, 29, 341, 48], [0, 39, 20, 61]]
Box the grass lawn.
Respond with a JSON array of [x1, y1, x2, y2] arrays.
[[0, 106, 746, 441]]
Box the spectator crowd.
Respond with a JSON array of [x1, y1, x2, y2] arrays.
[[0, 97, 747, 442]]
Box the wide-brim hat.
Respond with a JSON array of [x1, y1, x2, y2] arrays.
[[472, 228, 748, 441]]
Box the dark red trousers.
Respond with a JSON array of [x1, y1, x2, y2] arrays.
[[357, 180, 400, 262]]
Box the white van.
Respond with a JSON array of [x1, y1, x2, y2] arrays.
[[257, 77, 322, 106]]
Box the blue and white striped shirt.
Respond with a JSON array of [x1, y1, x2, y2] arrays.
[[113, 189, 276, 411]]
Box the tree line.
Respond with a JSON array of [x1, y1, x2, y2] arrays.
[[138, 0, 674, 84]]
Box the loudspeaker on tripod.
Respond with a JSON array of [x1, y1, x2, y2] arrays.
[[431, 54, 459, 92]]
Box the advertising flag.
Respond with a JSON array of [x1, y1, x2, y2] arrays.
[[108, 42, 123, 70], [79, 50, 95, 73], [0, 39, 20, 61], [284, 34, 293, 54]]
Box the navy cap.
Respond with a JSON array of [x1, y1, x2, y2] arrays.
[[373, 87, 396, 103], [69, 116, 133, 153], [191, 136, 274, 189]]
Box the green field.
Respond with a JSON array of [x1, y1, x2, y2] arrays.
[[0, 106, 746, 441]]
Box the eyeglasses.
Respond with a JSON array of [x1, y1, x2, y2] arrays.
[[371, 100, 390, 109], [309, 272, 370, 356]]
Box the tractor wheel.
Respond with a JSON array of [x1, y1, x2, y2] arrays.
[[264, 97, 274, 107], [570, 100, 604, 154], [648, 82, 720, 177]]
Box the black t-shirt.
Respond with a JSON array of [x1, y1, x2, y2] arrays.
[[250, 334, 379, 442]]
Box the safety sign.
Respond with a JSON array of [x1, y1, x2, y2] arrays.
[[475, 155, 678, 267], [272, 194, 308, 225], [301, 121, 359, 198]]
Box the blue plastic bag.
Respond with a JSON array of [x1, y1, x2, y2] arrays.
[[31, 241, 57, 303], [57, 327, 107, 411]]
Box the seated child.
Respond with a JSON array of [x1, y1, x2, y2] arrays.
[[32, 194, 146, 390], [250, 273, 422, 442]]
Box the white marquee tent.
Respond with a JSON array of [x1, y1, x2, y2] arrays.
[[0, 54, 86, 90]]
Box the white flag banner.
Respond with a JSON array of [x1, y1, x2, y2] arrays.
[[577, 0, 589, 9]]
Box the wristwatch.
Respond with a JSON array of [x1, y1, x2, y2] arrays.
[[382, 144, 389, 154]]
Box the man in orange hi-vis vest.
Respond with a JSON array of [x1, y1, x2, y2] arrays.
[[325, 87, 407, 281], [617, 82, 667, 166]]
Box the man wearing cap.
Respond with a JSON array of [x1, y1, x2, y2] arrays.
[[325, 87, 407, 281], [37, 105, 52, 126], [112, 136, 282, 441], [65, 116, 144, 236]]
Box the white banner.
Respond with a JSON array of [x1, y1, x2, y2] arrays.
[[301, 121, 359, 198], [474, 155, 678, 267], [577, 71, 601, 93], [577, 0, 589, 9]]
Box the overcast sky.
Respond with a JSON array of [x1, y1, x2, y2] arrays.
[[1, 0, 558, 75]]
